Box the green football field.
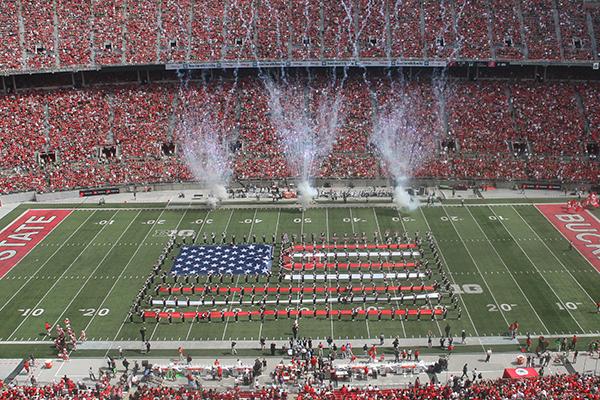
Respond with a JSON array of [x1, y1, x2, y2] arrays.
[[0, 202, 598, 355]]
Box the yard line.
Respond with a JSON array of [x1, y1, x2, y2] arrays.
[[49, 211, 142, 331], [518, 206, 596, 303], [419, 208, 480, 337], [84, 207, 173, 336], [373, 208, 406, 339], [147, 209, 193, 342], [0, 211, 97, 315], [465, 207, 550, 334], [396, 208, 443, 337], [488, 207, 585, 332], [348, 208, 370, 339], [440, 206, 511, 328], [184, 210, 231, 341], [221, 209, 258, 340], [257, 208, 281, 342], [325, 208, 334, 339], [7, 210, 120, 340]]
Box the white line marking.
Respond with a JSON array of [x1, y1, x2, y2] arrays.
[[0, 211, 97, 314], [419, 207, 480, 337], [7, 210, 120, 340], [489, 206, 585, 332], [465, 206, 550, 334], [221, 209, 257, 341]]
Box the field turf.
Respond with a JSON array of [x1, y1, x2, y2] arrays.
[[0, 203, 598, 355]]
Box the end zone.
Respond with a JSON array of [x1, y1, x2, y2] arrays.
[[536, 204, 600, 273], [0, 209, 72, 278]]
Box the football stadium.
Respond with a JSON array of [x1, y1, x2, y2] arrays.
[[0, 0, 600, 398]]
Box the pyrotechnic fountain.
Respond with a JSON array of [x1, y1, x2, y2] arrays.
[[177, 72, 237, 208], [264, 73, 344, 209], [370, 76, 440, 211]]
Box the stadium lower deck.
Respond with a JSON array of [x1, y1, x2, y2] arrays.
[[0, 199, 598, 357]]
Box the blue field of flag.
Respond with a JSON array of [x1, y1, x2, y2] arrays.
[[170, 244, 273, 275]]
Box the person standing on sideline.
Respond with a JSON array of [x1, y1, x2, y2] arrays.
[[461, 330, 466, 344], [461, 363, 468, 379], [145, 341, 151, 354], [231, 341, 237, 355], [88, 366, 96, 381], [292, 321, 299, 339], [485, 348, 492, 362]]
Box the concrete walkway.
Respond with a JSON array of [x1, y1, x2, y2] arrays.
[[7, 333, 600, 351], [5, 351, 599, 389]]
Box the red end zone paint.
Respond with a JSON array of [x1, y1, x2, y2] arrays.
[[0, 209, 71, 278], [536, 204, 600, 272]]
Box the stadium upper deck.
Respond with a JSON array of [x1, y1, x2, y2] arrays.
[[1, 0, 600, 75]]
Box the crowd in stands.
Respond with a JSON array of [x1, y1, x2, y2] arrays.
[[0, 375, 118, 400], [1, 373, 598, 399], [0, 75, 599, 194], [130, 386, 287, 400], [298, 374, 600, 399], [0, 0, 599, 72]]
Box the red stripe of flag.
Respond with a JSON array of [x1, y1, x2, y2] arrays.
[[158, 285, 434, 295], [282, 262, 417, 270]]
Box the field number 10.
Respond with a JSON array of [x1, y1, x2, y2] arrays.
[[556, 302, 581, 310], [19, 308, 44, 316]]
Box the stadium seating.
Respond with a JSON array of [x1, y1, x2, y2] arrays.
[[0, 76, 599, 194], [298, 374, 600, 399], [2, 374, 597, 399], [1, 1, 599, 73]]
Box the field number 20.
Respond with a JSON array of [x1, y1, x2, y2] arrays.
[[487, 303, 516, 312], [79, 308, 110, 317]]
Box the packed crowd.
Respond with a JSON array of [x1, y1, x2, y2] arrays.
[[0, 0, 599, 72], [0, 76, 599, 194], [299, 374, 600, 400], [0, 375, 118, 400], [130, 386, 287, 400], [2, 373, 598, 399]]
